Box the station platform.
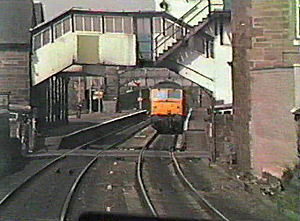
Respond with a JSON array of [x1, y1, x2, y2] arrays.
[[39, 110, 137, 151], [185, 108, 211, 154]]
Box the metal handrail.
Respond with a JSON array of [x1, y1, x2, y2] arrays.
[[153, 0, 226, 59], [154, 0, 205, 43], [153, 0, 211, 58], [154, 4, 210, 58]]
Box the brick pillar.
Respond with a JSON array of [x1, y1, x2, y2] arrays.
[[232, 0, 252, 171], [104, 68, 120, 113], [0, 50, 30, 106]]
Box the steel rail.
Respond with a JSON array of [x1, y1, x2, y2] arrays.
[[0, 114, 148, 207], [136, 132, 159, 217], [171, 151, 230, 221], [59, 127, 145, 221], [61, 124, 157, 220], [0, 146, 82, 206]]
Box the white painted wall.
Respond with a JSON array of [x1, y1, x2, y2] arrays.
[[31, 32, 77, 85], [32, 32, 136, 85], [172, 22, 232, 104], [99, 33, 136, 66], [213, 26, 232, 104]]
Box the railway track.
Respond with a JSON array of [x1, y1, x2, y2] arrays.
[[0, 115, 149, 221], [137, 132, 159, 217], [137, 134, 230, 220], [171, 151, 230, 221], [0, 109, 230, 220]]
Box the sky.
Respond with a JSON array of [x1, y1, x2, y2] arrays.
[[38, 0, 157, 20]]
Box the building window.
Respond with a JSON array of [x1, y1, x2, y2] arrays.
[[84, 16, 92, 31], [33, 27, 51, 51], [105, 16, 114, 33], [124, 17, 133, 34], [154, 17, 162, 34], [74, 15, 103, 32], [54, 22, 63, 39], [104, 16, 133, 34], [54, 16, 71, 39], [33, 33, 42, 51], [297, 0, 300, 38], [42, 28, 51, 45], [75, 15, 84, 31]]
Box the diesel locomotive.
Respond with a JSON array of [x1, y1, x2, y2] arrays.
[[150, 81, 188, 134]]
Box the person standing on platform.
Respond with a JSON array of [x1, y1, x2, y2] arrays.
[[99, 90, 104, 113], [76, 103, 83, 118]]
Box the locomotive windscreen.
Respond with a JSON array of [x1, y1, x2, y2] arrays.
[[152, 89, 182, 100]]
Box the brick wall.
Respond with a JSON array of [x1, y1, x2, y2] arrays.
[[250, 0, 299, 69], [250, 68, 298, 177], [232, 0, 299, 177], [0, 51, 30, 105]]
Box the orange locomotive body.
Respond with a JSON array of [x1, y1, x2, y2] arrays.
[[150, 81, 188, 134]]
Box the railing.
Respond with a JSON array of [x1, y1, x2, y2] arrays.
[[153, 0, 208, 59], [153, 0, 225, 60]]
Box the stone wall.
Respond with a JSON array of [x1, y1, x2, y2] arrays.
[[232, 0, 299, 177], [215, 113, 234, 159], [0, 51, 30, 105]]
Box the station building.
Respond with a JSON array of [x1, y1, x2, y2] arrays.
[[30, 1, 233, 130], [1, 0, 233, 153]]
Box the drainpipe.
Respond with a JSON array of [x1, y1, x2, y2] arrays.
[[212, 97, 217, 162], [89, 78, 92, 113], [208, 0, 212, 15]]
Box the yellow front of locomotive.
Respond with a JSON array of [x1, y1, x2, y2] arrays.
[[150, 87, 185, 134], [150, 88, 183, 116]]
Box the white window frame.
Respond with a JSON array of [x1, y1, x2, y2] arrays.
[[91, 15, 103, 33], [123, 16, 133, 34], [74, 15, 103, 32], [32, 32, 42, 51], [32, 27, 52, 51], [104, 16, 133, 34], [297, 0, 300, 38], [54, 15, 72, 39]]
